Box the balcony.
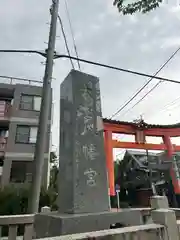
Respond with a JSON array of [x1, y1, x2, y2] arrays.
[[0, 101, 11, 121]]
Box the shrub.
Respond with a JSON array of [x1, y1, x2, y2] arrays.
[[0, 185, 57, 236], [0, 184, 57, 215]]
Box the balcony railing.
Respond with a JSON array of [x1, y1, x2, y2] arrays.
[[0, 137, 7, 151], [4, 103, 11, 118], [0, 101, 11, 119], [0, 75, 43, 87]]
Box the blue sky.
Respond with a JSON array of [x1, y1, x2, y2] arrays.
[[1, 0, 180, 155]]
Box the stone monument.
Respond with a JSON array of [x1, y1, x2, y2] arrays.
[[35, 70, 144, 237], [58, 69, 109, 214]]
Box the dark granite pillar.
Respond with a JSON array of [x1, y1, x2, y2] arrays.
[[58, 70, 109, 214], [34, 70, 144, 238]]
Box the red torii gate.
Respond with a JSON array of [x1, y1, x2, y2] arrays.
[[103, 118, 180, 196]]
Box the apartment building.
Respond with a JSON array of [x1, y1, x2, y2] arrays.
[[0, 76, 52, 188]]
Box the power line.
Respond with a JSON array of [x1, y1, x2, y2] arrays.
[[125, 88, 180, 121], [54, 54, 180, 84], [58, 14, 75, 69], [121, 81, 162, 118], [0, 49, 46, 57], [110, 80, 156, 119], [1, 50, 180, 84], [144, 95, 180, 119], [64, 0, 81, 70], [155, 97, 180, 114], [109, 46, 180, 119]]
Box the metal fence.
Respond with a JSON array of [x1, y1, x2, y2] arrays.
[[0, 75, 43, 87]]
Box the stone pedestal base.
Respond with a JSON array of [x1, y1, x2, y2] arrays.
[[34, 209, 144, 238]]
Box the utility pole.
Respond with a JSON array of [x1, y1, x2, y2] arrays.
[[28, 0, 59, 213]]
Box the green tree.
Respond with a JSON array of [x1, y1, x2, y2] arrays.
[[49, 151, 58, 192], [113, 0, 162, 15], [49, 165, 58, 192], [114, 161, 120, 182]]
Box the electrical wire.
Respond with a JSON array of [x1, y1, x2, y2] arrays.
[[121, 81, 162, 118], [54, 54, 180, 84], [155, 97, 180, 114], [1, 49, 180, 85], [58, 15, 75, 69], [109, 46, 180, 119], [64, 0, 81, 70], [149, 96, 180, 117], [144, 95, 180, 119]]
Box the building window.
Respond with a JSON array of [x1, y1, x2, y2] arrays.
[[20, 95, 41, 111], [34, 96, 41, 111], [29, 127, 38, 143], [10, 161, 33, 183], [16, 125, 38, 144]]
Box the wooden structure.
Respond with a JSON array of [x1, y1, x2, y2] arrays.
[[103, 118, 180, 196]]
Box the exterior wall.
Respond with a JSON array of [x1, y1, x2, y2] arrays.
[[0, 83, 52, 188]]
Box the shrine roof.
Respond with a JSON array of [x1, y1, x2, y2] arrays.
[[103, 118, 180, 129]]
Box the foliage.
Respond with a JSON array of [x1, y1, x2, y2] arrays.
[[0, 185, 57, 236], [114, 161, 120, 181], [49, 150, 59, 193], [113, 0, 162, 15], [0, 185, 57, 216], [49, 165, 58, 193]]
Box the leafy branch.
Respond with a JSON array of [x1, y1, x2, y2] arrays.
[[113, 0, 163, 15]]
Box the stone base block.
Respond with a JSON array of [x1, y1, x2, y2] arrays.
[[34, 209, 144, 238]]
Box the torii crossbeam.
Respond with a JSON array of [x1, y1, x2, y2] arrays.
[[103, 118, 180, 196]]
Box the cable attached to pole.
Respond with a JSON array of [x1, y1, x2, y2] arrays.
[[54, 54, 180, 85], [58, 14, 75, 69], [64, 0, 81, 70], [1, 49, 180, 85]]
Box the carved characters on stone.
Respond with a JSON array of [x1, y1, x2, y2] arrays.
[[80, 82, 93, 109], [81, 116, 94, 136], [75, 79, 101, 188], [82, 143, 98, 161], [84, 168, 97, 187], [95, 82, 101, 113], [76, 81, 95, 136]]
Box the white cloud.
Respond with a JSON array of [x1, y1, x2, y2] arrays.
[[128, 15, 138, 24], [151, 16, 162, 27], [161, 37, 180, 48], [90, 24, 102, 33], [139, 43, 152, 52]]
